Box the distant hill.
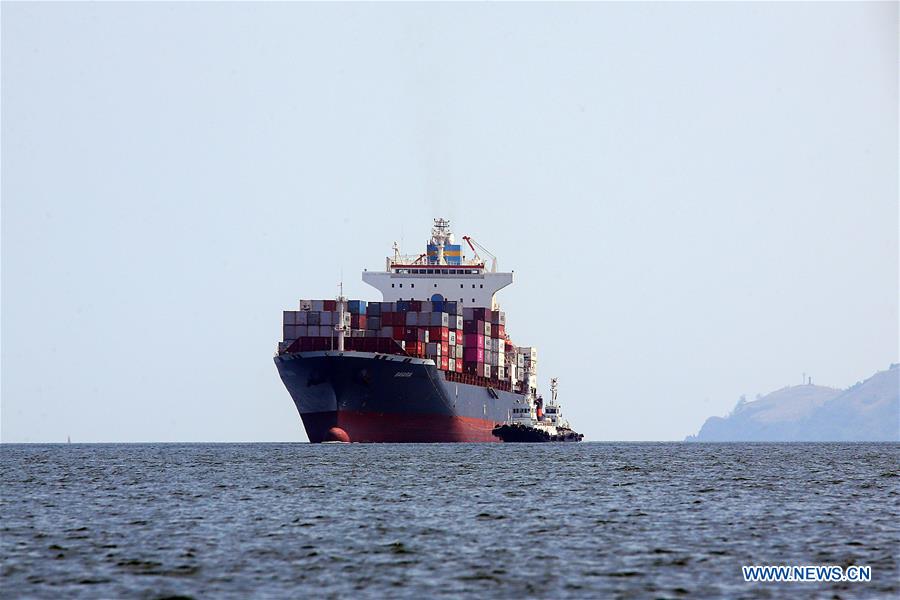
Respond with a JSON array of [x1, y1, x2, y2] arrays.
[[686, 365, 899, 442]]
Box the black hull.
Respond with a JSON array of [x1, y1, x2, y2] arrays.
[[274, 350, 525, 442], [491, 424, 584, 443]]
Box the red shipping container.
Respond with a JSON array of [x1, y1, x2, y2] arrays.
[[351, 314, 366, 329], [323, 300, 336, 311], [440, 356, 449, 371], [441, 341, 449, 356], [410, 300, 422, 311], [455, 360, 463, 373], [473, 308, 488, 321], [428, 326, 449, 342], [392, 326, 405, 339], [496, 324, 505, 338], [463, 333, 484, 349], [464, 347, 484, 363]]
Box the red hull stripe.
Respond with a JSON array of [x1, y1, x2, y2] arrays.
[[301, 410, 501, 443]]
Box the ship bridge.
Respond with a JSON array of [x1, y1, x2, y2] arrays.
[[362, 218, 513, 309]]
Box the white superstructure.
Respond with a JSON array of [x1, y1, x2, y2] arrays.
[[362, 218, 513, 308]]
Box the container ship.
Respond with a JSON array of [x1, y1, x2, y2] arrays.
[[274, 218, 567, 443]]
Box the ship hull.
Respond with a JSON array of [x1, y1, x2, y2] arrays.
[[274, 351, 523, 443]]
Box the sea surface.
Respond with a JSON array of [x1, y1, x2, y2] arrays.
[[1, 443, 898, 599]]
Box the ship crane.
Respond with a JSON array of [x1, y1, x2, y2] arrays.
[[462, 235, 498, 272]]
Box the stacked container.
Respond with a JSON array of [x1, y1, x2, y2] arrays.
[[282, 299, 533, 389]]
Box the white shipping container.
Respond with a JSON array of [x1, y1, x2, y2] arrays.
[[498, 351, 505, 367], [497, 366, 505, 380], [448, 358, 456, 372], [299, 300, 313, 311], [484, 322, 491, 336], [483, 364, 491, 378], [455, 316, 463, 330], [448, 331, 456, 345], [484, 337, 492, 351], [456, 345, 463, 359]]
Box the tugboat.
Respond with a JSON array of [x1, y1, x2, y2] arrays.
[[492, 378, 584, 442]]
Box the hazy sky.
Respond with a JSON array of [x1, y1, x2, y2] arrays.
[[2, 2, 897, 442]]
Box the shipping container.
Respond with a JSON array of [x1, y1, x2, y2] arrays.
[[484, 322, 491, 337], [350, 314, 366, 329], [410, 300, 422, 311], [307, 311, 321, 325], [484, 337, 492, 351], [323, 300, 336, 311], [348, 300, 366, 314], [406, 311, 418, 326], [311, 300, 325, 312], [440, 356, 449, 371], [448, 358, 455, 372], [464, 333, 484, 349], [455, 345, 463, 359], [297, 311, 308, 325], [299, 300, 313, 311], [463, 347, 485, 363], [396, 300, 411, 312], [463, 319, 481, 334], [367, 316, 381, 330], [448, 331, 456, 346], [283, 311, 297, 326], [366, 302, 381, 316]]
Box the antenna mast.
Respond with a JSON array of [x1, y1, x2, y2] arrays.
[[336, 281, 346, 352]]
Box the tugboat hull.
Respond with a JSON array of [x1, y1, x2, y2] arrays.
[[491, 423, 583, 443]]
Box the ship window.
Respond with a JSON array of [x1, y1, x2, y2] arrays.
[[411, 284, 414, 288], [399, 284, 403, 288], [471, 298, 475, 303], [391, 284, 395, 288], [427, 269, 434, 274], [480, 284, 483, 288], [472, 284, 475, 288], [460, 284, 463, 288], [434, 284, 438, 288]]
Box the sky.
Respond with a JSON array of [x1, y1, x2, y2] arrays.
[[2, 2, 897, 442]]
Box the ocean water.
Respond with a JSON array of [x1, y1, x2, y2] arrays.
[[1, 443, 897, 599]]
